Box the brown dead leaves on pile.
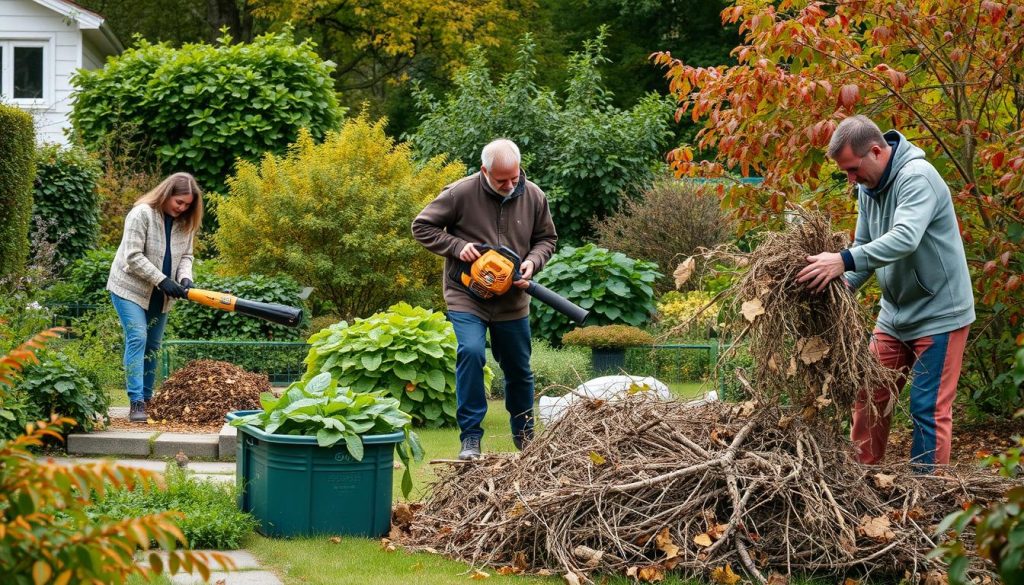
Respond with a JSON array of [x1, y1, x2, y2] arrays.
[[395, 211, 1012, 584], [149, 359, 267, 424]]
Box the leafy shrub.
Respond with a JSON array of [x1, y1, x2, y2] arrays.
[[231, 372, 423, 497], [71, 29, 344, 194], [595, 177, 734, 293], [411, 32, 673, 244], [655, 290, 722, 339], [625, 344, 716, 384], [531, 244, 661, 345], [487, 339, 591, 398], [87, 465, 259, 550], [0, 104, 35, 280], [167, 272, 308, 341], [31, 145, 102, 270], [53, 305, 127, 398], [561, 325, 654, 349], [215, 116, 463, 319], [42, 247, 116, 305], [9, 354, 110, 436], [0, 330, 229, 584], [303, 303, 492, 428], [306, 314, 343, 338]]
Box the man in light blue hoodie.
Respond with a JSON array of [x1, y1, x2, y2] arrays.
[[797, 115, 975, 470]]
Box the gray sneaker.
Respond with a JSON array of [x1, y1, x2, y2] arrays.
[[129, 400, 147, 423], [458, 436, 482, 460]]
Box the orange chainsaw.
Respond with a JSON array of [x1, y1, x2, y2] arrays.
[[454, 244, 589, 324], [185, 288, 303, 327]]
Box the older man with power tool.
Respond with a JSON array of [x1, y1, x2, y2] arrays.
[[797, 115, 975, 471], [412, 139, 557, 460]]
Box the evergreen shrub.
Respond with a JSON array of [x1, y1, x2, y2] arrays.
[[0, 104, 35, 280], [31, 145, 102, 270]]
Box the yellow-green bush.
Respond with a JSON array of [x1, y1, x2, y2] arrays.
[[655, 290, 721, 338], [215, 115, 464, 319], [561, 325, 654, 349]]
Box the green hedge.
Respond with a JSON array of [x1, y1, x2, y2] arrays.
[[488, 340, 592, 398], [70, 29, 344, 195], [0, 105, 36, 279], [32, 144, 102, 270]]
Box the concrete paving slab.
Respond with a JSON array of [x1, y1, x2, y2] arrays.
[[109, 406, 129, 419], [169, 570, 282, 585], [154, 433, 219, 458], [218, 424, 237, 462], [67, 431, 155, 457]]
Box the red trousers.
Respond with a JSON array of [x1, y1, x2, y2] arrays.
[[851, 325, 969, 467]]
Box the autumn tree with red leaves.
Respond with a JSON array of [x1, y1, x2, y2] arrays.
[[655, 0, 1024, 414]]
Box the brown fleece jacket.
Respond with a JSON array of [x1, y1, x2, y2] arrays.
[[412, 171, 557, 321]]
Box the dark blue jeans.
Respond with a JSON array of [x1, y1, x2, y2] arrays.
[[111, 292, 168, 403], [448, 311, 534, 443]]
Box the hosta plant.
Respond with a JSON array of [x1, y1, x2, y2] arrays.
[[303, 303, 492, 428], [0, 329, 231, 584], [230, 372, 424, 497], [532, 244, 661, 345]]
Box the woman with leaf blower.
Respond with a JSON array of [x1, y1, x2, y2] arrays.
[[107, 172, 203, 423]]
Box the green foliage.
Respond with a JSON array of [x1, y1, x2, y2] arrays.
[[54, 305, 127, 400], [410, 32, 674, 244], [625, 344, 716, 384], [8, 354, 110, 437], [531, 244, 661, 345], [0, 104, 35, 280], [931, 411, 1024, 583], [70, 29, 344, 194], [718, 344, 756, 402], [561, 324, 654, 349], [215, 116, 463, 319], [595, 178, 734, 293], [303, 303, 491, 429], [167, 272, 308, 341], [31, 145, 102, 270], [87, 465, 259, 550], [231, 372, 424, 497], [42, 247, 117, 305], [0, 330, 229, 584], [487, 339, 591, 398]]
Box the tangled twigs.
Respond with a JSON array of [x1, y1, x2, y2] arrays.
[[399, 396, 1010, 582], [671, 209, 902, 421]]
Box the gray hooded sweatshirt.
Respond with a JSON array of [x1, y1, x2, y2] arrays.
[[844, 130, 975, 341]]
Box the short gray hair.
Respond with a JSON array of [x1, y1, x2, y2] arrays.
[[827, 115, 886, 158], [481, 139, 521, 171]]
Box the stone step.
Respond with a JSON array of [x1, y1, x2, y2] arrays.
[[67, 430, 223, 459]]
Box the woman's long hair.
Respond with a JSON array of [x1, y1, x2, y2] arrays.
[[135, 172, 204, 235]]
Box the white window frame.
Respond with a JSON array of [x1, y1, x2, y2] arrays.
[[0, 34, 56, 109]]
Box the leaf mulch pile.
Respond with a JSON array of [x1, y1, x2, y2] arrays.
[[148, 360, 267, 424], [396, 211, 1018, 584]]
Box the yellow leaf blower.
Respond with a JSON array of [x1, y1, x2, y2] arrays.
[[454, 244, 589, 324], [185, 288, 304, 327]]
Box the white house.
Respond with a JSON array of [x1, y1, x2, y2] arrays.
[[0, 0, 122, 144]]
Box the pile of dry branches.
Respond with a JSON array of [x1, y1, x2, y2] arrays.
[[400, 397, 1008, 583], [397, 211, 1012, 582]]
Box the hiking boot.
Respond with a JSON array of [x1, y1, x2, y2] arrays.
[[129, 400, 147, 423], [458, 436, 482, 460], [513, 429, 533, 451]]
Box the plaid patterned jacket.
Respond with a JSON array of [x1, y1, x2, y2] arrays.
[[106, 203, 195, 313]]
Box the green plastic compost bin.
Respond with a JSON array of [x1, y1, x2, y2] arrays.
[[226, 410, 404, 538]]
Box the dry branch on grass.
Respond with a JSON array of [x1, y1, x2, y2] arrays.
[[398, 396, 1010, 583]]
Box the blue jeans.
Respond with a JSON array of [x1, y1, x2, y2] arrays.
[[448, 311, 534, 442], [111, 292, 169, 403]]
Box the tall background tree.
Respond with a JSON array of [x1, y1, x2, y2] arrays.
[[656, 0, 1024, 416]]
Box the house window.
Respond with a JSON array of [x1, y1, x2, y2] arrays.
[[0, 40, 50, 105]]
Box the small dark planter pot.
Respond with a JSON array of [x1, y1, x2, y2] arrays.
[[591, 347, 626, 375]]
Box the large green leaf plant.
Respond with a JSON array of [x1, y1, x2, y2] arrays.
[[303, 303, 491, 428], [230, 372, 423, 497]]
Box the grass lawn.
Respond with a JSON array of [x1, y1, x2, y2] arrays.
[[251, 387, 728, 585]]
